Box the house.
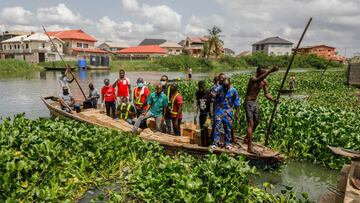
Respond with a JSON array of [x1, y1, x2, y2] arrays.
[[159, 41, 183, 55], [237, 51, 252, 57], [97, 41, 129, 52], [0, 31, 32, 43], [224, 48, 235, 56], [46, 29, 106, 57], [138, 39, 166, 46], [182, 37, 208, 57], [115, 45, 166, 60], [252, 36, 293, 56], [297, 45, 345, 62], [0, 33, 64, 62]]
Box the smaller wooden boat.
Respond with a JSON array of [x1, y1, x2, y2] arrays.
[[279, 89, 295, 94], [41, 96, 285, 165]]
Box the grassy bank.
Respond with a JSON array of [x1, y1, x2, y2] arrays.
[[0, 59, 43, 75], [38, 61, 78, 70]]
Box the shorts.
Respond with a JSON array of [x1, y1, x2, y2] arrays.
[[244, 100, 259, 123]]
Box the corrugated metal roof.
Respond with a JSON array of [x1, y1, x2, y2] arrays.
[[138, 38, 166, 46], [252, 36, 293, 45], [117, 45, 166, 54], [1, 35, 28, 43], [159, 41, 183, 48], [46, 29, 97, 42], [1, 33, 63, 43]]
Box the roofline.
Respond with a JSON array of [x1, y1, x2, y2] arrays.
[[252, 42, 293, 46], [298, 44, 335, 49]]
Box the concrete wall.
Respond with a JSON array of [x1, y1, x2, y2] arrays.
[[164, 47, 182, 55], [252, 44, 292, 56]]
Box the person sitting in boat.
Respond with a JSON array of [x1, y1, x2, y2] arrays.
[[210, 78, 240, 150], [195, 80, 212, 146], [86, 83, 100, 108], [168, 84, 183, 136], [58, 86, 81, 113], [58, 69, 74, 92], [101, 79, 116, 119], [117, 97, 137, 125], [132, 84, 168, 133], [133, 77, 151, 128], [244, 66, 279, 154], [112, 69, 131, 105]]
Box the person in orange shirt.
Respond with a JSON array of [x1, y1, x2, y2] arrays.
[[133, 77, 151, 128], [101, 79, 116, 119], [168, 84, 183, 136]]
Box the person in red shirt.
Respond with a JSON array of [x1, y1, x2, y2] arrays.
[[168, 84, 183, 136], [112, 69, 131, 104], [133, 77, 151, 128], [101, 79, 116, 118]]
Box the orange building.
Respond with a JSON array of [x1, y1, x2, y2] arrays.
[[297, 45, 345, 62]]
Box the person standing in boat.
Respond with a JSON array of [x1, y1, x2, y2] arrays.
[[133, 77, 150, 128], [113, 69, 131, 105], [160, 75, 172, 133], [132, 84, 168, 133], [187, 66, 192, 80], [168, 84, 183, 136], [210, 78, 240, 150], [195, 80, 212, 146], [244, 66, 279, 154], [58, 69, 74, 92], [118, 97, 137, 125], [101, 79, 116, 119], [58, 86, 81, 113]]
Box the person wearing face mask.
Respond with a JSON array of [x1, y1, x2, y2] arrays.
[[132, 84, 168, 133], [133, 78, 150, 128], [168, 84, 183, 136], [210, 78, 240, 150]]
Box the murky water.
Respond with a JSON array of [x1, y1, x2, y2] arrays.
[[0, 69, 338, 201]]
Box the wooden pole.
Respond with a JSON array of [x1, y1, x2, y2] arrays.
[[264, 17, 313, 146], [42, 25, 87, 100]]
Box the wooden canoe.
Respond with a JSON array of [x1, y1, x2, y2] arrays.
[[41, 96, 285, 165], [328, 146, 360, 160]]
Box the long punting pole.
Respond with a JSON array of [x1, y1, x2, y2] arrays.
[[42, 25, 87, 100], [264, 17, 313, 146]]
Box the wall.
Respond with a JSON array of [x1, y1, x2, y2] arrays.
[[165, 47, 182, 55], [267, 44, 292, 56]]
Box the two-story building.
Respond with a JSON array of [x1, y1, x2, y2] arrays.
[[182, 37, 208, 57], [0, 33, 64, 62], [46, 29, 106, 58], [252, 36, 293, 56], [297, 45, 345, 62], [159, 41, 183, 55], [97, 41, 129, 52]]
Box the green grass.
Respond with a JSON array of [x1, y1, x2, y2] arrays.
[[0, 59, 43, 75]]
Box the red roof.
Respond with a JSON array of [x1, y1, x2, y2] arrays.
[[189, 37, 208, 43], [46, 29, 96, 42], [116, 45, 166, 54], [299, 45, 335, 49], [72, 48, 107, 54]]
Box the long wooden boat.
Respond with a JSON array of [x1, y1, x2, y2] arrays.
[[41, 96, 285, 165]]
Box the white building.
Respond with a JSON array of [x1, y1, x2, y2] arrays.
[[252, 36, 293, 56], [1, 33, 64, 62], [159, 41, 183, 55], [97, 41, 129, 52]]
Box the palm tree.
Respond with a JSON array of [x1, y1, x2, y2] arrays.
[[205, 26, 224, 58]]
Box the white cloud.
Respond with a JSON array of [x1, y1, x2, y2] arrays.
[[0, 7, 34, 24], [185, 14, 225, 36], [36, 4, 92, 25]]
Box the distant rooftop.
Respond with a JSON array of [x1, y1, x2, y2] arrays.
[[117, 45, 166, 54], [160, 41, 182, 48], [138, 38, 166, 46], [188, 37, 208, 43], [1, 31, 32, 36], [252, 36, 293, 45], [102, 41, 129, 48], [46, 29, 97, 42], [2, 33, 63, 43], [298, 44, 335, 49]]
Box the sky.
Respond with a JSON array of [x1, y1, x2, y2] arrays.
[[0, 0, 359, 57]]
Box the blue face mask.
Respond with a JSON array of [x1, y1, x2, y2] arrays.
[[137, 83, 144, 88]]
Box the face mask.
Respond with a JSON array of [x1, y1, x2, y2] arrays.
[[137, 83, 144, 88], [160, 81, 166, 86]]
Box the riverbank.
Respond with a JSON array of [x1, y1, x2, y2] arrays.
[[0, 59, 43, 75]]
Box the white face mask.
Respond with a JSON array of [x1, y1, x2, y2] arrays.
[[160, 81, 166, 86]]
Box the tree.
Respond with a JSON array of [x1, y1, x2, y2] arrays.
[[204, 26, 224, 58]]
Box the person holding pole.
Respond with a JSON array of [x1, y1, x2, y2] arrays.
[[244, 66, 279, 154]]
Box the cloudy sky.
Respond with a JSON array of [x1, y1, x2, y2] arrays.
[[0, 0, 359, 56]]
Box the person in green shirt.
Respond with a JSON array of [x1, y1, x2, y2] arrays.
[[132, 84, 168, 133]]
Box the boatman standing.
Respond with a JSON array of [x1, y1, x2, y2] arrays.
[[113, 69, 131, 105], [58, 69, 74, 92], [210, 78, 240, 150], [244, 66, 279, 154]]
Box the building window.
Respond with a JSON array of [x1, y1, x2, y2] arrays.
[[169, 49, 172, 52], [42, 43, 45, 48], [3, 45, 6, 50], [14, 45, 17, 50], [26, 44, 29, 49], [9, 45, 12, 50], [17, 44, 20, 49], [260, 45, 264, 50], [256, 45, 259, 50], [77, 43, 82, 48], [83, 44, 88, 48], [176, 49, 180, 52], [328, 49, 331, 52]]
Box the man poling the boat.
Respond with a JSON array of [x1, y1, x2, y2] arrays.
[[244, 66, 279, 154], [58, 86, 81, 113], [132, 84, 168, 133], [133, 77, 151, 128], [210, 78, 240, 150], [58, 68, 74, 93], [117, 97, 137, 125], [113, 69, 131, 105], [168, 84, 183, 136]]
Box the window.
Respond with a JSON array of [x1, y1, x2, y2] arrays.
[[260, 45, 265, 50], [328, 49, 331, 52], [176, 49, 180, 52], [14, 45, 17, 49], [42, 43, 45, 48], [169, 49, 172, 52], [83, 44, 88, 48], [9, 45, 12, 50], [25, 44, 29, 49], [77, 43, 82, 48], [256, 45, 259, 50], [3, 45, 6, 50], [17, 44, 20, 49]]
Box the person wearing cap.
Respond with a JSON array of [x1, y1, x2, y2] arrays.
[[133, 77, 151, 127], [168, 83, 183, 136], [210, 78, 240, 150], [58, 86, 81, 113]]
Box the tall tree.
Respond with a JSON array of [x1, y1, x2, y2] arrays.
[[205, 26, 224, 58]]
